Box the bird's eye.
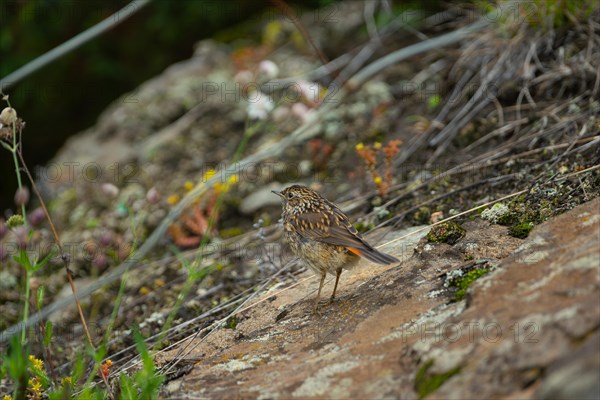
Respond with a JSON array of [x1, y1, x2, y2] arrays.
[[287, 192, 294, 199]]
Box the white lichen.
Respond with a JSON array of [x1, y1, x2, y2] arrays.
[[481, 203, 509, 224]]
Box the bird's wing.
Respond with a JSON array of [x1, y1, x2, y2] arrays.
[[289, 207, 366, 249], [289, 203, 399, 265]]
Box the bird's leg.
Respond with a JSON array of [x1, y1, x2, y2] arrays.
[[330, 268, 343, 302], [314, 271, 326, 313]]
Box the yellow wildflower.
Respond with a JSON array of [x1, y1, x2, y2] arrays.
[[4, 395, 14, 400], [139, 286, 151, 295], [28, 377, 42, 399], [183, 181, 194, 191], [202, 169, 217, 182], [167, 194, 180, 205], [355, 143, 364, 151], [29, 355, 44, 370], [213, 182, 230, 193], [374, 176, 383, 186], [227, 175, 238, 185], [61, 376, 73, 386], [373, 141, 382, 150]]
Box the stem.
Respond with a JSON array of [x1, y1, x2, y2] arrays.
[[103, 271, 129, 345], [12, 147, 26, 218], [6, 97, 27, 219], [5, 101, 29, 345], [16, 150, 115, 399], [21, 270, 31, 345]]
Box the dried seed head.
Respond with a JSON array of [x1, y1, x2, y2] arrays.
[[0, 107, 17, 125]]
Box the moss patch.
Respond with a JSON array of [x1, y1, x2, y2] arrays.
[[427, 222, 466, 244], [225, 315, 238, 330], [354, 221, 375, 234], [413, 206, 431, 224], [451, 267, 491, 301], [508, 222, 534, 238], [415, 359, 461, 399], [484, 177, 598, 239]]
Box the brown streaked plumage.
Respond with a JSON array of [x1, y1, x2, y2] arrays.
[[273, 185, 399, 311]]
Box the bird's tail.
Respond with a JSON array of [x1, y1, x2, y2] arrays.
[[346, 245, 399, 265]]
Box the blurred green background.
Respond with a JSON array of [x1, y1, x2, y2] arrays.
[[0, 0, 331, 211]]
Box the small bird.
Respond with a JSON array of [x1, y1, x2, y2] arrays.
[[273, 185, 399, 311]]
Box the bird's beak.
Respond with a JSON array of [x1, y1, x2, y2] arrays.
[[272, 190, 285, 199]]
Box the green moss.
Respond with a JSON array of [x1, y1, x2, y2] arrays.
[[427, 95, 442, 111], [509, 222, 534, 239], [226, 315, 238, 330], [493, 187, 572, 238], [427, 222, 466, 245], [452, 267, 491, 301], [354, 221, 375, 233], [415, 359, 461, 399], [413, 207, 431, 224], [220, 227, 243, 238], [496, 211, 517, 226]]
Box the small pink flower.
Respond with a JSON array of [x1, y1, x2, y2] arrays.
[[258, 60, 279, 80], [14, 187, 30, 207], [28, 208, 45, 226], [101, 183, 119, 198], [146, 187, 160, 204], [247, 93, 274, 120]]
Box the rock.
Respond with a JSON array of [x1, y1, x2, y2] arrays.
[[535, 331, 600, 400], [239, 184, 287, 215], [157, 198, 599, 399]]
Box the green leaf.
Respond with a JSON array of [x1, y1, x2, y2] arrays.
[[169, 244, 192, 271], [3, 335, 29, 396], [189, 264, 215, 281], [13, 249, 32, 270], [132, 327, 165, 399], [43, 321, 53, 347], [119, 373, 137, 399], [36, 286, 45, 310], [1, 141, 14, 151], [32, 246, 57, 272]]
